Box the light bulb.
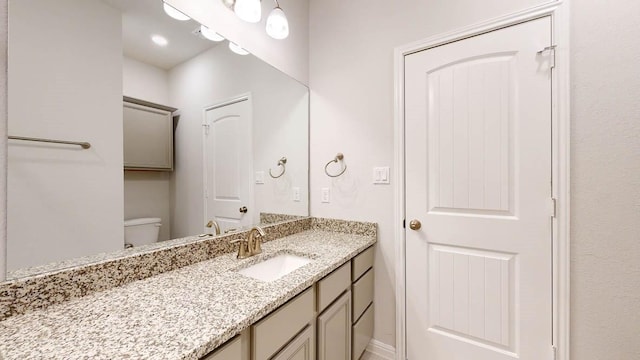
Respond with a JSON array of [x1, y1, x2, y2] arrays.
[[163, 2, 190, 21], [266, 6, 289, 40], [200, 25, 225, 42], [228, 42, 249, 55], [234, 0, 261, 23]]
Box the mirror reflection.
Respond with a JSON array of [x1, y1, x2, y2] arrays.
[[6, 0, 309, 277]]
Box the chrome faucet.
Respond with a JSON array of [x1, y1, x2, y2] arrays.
[[230, 226, 266, 259]]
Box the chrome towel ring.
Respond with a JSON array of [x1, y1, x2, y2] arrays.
[[269, 157, 287, 178], [324, 153, 347, 177]]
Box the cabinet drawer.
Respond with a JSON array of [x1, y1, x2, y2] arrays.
[[352, 268, 374, 322], [317, 262, 350, 312], [252, 287, 315, 360], [352, 246, 374, 282], [352, 303, 374, 360]]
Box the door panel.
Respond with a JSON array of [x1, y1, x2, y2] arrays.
[[405, 17, 553, 360], [428, 55, 514, 214], [204, 98, 253, 232]]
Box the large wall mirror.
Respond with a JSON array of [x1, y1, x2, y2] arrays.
[[6, 0, 309, 278]]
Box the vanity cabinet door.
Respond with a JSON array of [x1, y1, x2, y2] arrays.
[[272, 325, 315, 360], [317, 290, 351, 360], [252, 288, 315, 360], [201, 330, 249, 360]]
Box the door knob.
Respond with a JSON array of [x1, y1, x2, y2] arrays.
[[409, 219, 422, 230], [239, 206, 248, 213]]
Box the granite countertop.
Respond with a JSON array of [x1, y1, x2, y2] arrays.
[[0, 229, 375, 360]]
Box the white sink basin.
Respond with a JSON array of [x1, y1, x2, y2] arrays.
[[237, 253, 312, 282]]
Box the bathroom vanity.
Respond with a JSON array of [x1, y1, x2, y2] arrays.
[[0, 218, 376, 360], [204, 246, 374, 360]]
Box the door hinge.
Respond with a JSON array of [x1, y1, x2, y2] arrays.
[[549, 197, 557, 218], [552, 345, 558, 360], [403, 219, 406, 229], [203, 123, 210, 135], [204, 189, 209, 198], [538, 45, 557, 69]]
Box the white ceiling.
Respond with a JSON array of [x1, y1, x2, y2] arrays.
[[103, 0, 219, 70]]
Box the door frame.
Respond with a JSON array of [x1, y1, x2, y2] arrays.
[[202, 93, 254, 232], [393, 2, 571, 360]]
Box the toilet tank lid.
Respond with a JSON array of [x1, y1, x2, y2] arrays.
[[124, 217, 162, 227]]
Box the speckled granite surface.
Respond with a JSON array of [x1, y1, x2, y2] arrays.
[[0, 229, 376, 360], [260, 212, 306, 224], [0, 218, 312, 320]]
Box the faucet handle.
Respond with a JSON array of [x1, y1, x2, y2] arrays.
[[230, 238, 250, 259]]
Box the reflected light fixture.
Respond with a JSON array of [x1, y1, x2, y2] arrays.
[[234, 0, 261, 23], [163, 1, 190, 21], [200, 25, 225, 42], [266, 0, 289, 39], [228, 41, 250, 55], [152, 35, 169, 47]]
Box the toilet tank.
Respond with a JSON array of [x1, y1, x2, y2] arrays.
[[124, 217, 162, 247]]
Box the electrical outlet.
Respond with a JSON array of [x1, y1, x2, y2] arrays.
[[255, 171, 265, 184], [293, 187, 301, 202], [321, 188, 330, 203]]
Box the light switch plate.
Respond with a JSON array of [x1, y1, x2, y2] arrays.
[[293, 187, 301, 202], [373, 167, 390, 184], [321, 188, 330, 203], [255, 171, 265, 184]]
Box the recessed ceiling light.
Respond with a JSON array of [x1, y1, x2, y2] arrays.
[[163, 2, 190, 21], [152, 35, 169, 47], [200, 25, 225, 42], [228, 41, 249, 55]]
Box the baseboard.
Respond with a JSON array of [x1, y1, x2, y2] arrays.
[[365, 339, 396, 360]]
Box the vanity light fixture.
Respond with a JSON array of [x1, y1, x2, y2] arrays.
[[229, 41, 250, 55], [266, 0, 289, 39], [200, 25, 225, 42], [222, 0, 289, 40], [162, 1, 190, 21], [151, 35, 169, 47], [234, 0, 262, 23]]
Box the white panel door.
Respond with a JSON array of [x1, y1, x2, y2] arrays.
[[204, 97, 253, 233], [405, 18, 553, 360]]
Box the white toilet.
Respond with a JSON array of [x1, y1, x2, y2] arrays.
[[124, 217, 162, 247]]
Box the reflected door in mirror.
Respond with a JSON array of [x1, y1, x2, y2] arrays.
[[204, 96, 254, 233]]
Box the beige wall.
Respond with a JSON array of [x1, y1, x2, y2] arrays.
[[310, 0, 640, 356], [0, 0, 6, 281], [570, 0, 640, 358], [123, 56, 170, 105], [6, 0, 123, 271]]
